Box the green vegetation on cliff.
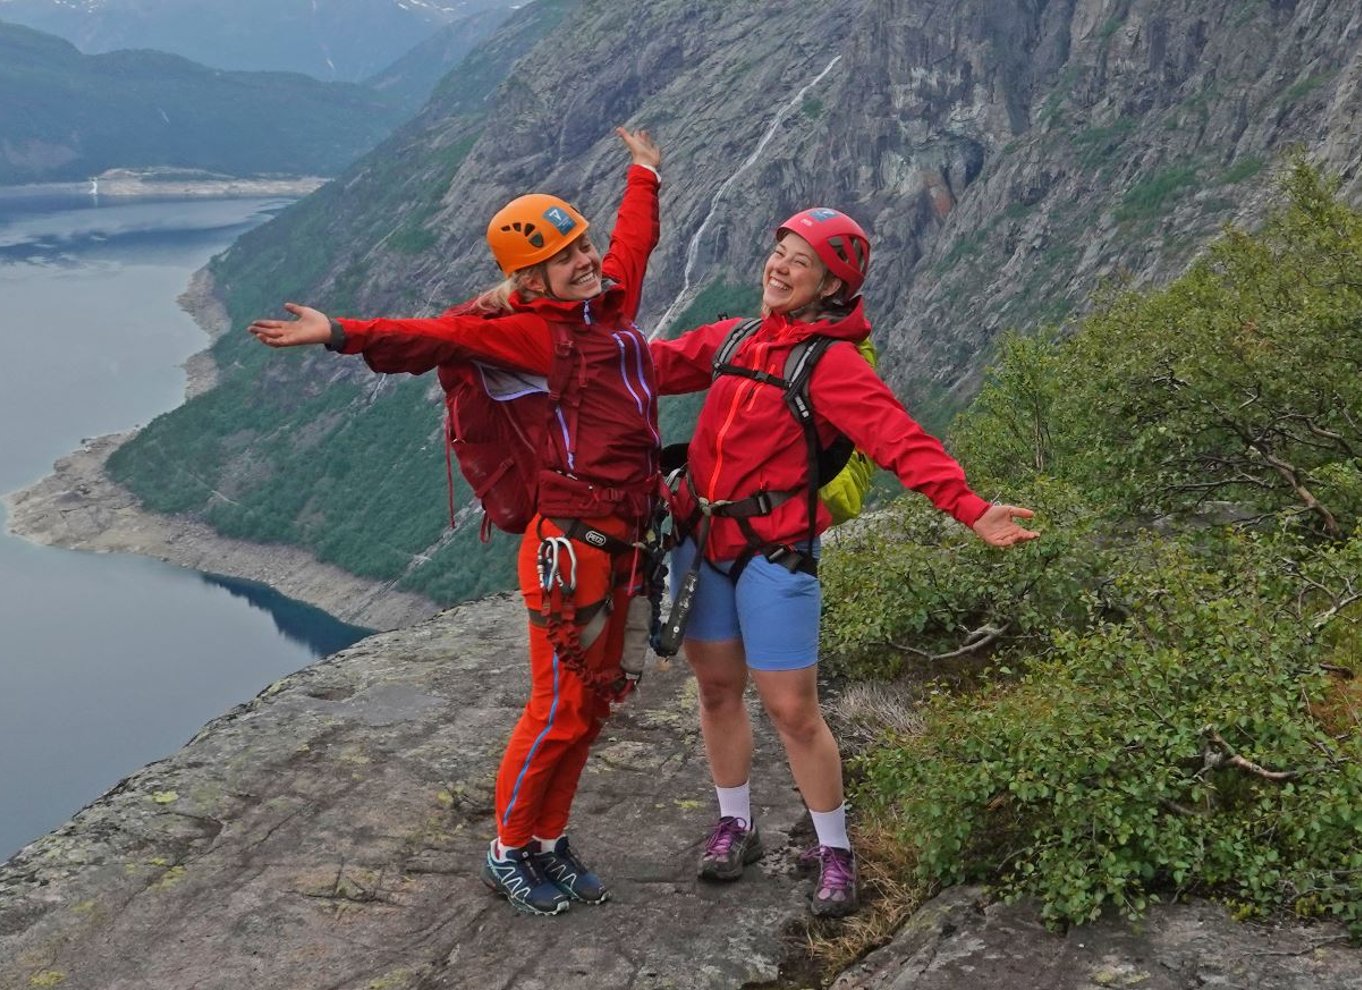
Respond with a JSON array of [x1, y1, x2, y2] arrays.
[[825, 164, 1362, 933], [105, 0, 582, 607]]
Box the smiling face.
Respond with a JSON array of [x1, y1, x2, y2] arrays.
[[761, 232, 842, 315], [519, 233, 602, 300]]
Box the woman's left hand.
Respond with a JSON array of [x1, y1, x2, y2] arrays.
[[616, 126, 661, 171], [971, 503, 1040, 547]]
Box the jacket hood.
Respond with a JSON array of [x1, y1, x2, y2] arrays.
[[765, 297, 871, 345]]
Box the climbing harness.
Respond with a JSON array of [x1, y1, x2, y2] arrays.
[[531, 515, 667, 703]]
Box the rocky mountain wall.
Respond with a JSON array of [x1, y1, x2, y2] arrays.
[[241, 0, 1362, 410]]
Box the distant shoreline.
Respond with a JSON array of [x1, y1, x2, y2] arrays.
[[0, 169, 327, 201], [2, 255, 441, 633]]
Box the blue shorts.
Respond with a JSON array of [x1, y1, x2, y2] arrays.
[[669, 538, 821, 671]]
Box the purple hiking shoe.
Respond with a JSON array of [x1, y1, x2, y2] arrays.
[[801, 844, 859, 917], [697, 816, 762, 881]]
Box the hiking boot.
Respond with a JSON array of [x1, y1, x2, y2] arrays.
[[535, 835, 609, 904], [481, 844, 570, 916], [800, 844, 859, 917], [697, 816, 762, 882]]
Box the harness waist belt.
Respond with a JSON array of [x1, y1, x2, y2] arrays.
[[548, 517, 640, 557]]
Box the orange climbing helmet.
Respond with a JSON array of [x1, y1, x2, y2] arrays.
[[486, 194, 589, 275], [776, 207, 872, 298]]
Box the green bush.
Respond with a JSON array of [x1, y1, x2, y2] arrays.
[[852, 530, 1362, 931], [821, 478, 1105, 680]]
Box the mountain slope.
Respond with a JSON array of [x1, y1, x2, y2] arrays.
[[0, 0, 518, 81], [105, 0, 1362, 607], [363, 4, 514, 116], [0, 20, 407, 183]]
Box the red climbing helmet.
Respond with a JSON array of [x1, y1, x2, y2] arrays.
[[776, 208, 872, 298]]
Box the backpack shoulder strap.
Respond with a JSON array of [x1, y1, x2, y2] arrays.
[[779, 335, 837, 553], [711, 317, 764, 381]]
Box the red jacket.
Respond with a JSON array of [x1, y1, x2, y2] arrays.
[[650, 301, 990, 560], [334, 164, 662, 524]]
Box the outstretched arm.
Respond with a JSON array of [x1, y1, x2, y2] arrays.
[[249, 301, 553, 376], [813, 345, 1040, 545], [248, 303, 332, 348]]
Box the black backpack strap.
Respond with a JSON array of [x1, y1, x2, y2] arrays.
[[782, 336, 835, 554], [711, 317, 763, 381]]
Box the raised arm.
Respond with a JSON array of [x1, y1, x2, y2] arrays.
[[600, 127, 661, 319]]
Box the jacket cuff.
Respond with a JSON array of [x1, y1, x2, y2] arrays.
[[954, 493, 992, 529], [325, 319, 346, 352]]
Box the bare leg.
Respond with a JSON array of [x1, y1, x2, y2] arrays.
[[750, 665, 843, 812], [684, 638, 752, 788]]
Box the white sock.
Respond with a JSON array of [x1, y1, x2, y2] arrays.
[[533, 834, 562, 853], [809, 804, 850, 851], [491, 838, 511, 860], [715, 781, 752, 826]]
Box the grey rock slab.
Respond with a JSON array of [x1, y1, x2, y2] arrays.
[[833, 887, 1362, 990], [0, 592, 810, 990]]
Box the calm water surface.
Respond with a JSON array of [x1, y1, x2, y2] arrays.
[[0, 190, 371, 860]]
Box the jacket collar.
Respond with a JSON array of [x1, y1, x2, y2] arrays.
[[509, 279, 625, 325], [765, 297, 871, 344]]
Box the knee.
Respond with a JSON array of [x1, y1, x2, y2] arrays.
[[694, 673, 746, 715], [764, 699, 825, 747]]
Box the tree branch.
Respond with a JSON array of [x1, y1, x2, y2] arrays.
[[1201, 727, 1308, 782], [883, 623, 1012, 662]]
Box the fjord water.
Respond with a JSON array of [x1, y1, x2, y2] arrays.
[[0, 191, 371, 861]]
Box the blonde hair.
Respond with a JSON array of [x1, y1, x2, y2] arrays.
[[468, 262, 550, 315]]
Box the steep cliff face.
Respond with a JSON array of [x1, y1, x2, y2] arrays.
[[96, 0, 1362, 606], [816, 0, 1362, 409], [220, 0, 1362, 402]]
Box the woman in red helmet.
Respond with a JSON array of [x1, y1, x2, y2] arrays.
[[249, 127, 663, 918], [650, 207, 1038, 917]]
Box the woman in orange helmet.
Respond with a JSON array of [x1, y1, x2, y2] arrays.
[[250, 127, 663, 917]]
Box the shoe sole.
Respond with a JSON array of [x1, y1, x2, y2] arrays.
[[810, 897, 860, 919], [480, 864, 570, 916], [697, 839, 763, 882]]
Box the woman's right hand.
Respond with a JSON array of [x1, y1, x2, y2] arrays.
[[248, 302, 332, 348], [616, 126, 660, 171]]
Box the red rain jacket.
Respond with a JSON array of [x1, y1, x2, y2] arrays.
[[334, 165, 662, 524], [650, 301, 990, 560]]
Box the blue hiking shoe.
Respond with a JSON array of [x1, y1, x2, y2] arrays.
[[481, 843, 570, 916], [535, 835, 609, 904]]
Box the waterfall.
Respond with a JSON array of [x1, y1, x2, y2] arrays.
[[649, 54, 843, 340]]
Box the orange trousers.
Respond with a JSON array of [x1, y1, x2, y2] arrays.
[[493, 514, 641, 847]]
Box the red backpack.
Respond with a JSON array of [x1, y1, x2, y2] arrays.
[[438, 310, 601, 540], [440, 360, 550, 540]]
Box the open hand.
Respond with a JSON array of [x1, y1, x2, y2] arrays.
[[616, 126, 660, 171], [248, 302, 332, 348], [971, 503, 1040, 548]]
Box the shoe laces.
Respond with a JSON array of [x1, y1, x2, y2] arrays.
[[703, 816, 749, 857], [504, 845, 552, 887], [544, 837, 589, 875], [803, 844, 855, 891]]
